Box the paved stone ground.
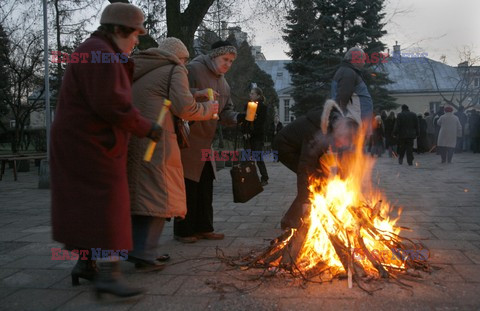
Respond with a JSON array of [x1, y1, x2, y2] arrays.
[[0, 152, 479, 310]]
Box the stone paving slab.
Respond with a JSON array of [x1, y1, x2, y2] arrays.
[[0, 152, 479, 310]]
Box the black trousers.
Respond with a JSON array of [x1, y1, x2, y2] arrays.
[[397, 138, 414, 164], [250, 139, 268, 181], [438, 146, 455, 163], [174, 162, 214, 237]]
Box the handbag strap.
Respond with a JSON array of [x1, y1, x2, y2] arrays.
[[167, 64, 196, 126], [233, 123, 251, 165], [166, 64, 182, 125], [166, 64, 176, 100]]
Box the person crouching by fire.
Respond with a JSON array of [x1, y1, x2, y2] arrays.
[[273, 100, 359, 229]]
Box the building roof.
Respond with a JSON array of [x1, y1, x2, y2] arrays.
[[378, 57, 460, 94], [256, 58, 461, 96], [256, 60, 292, 94]]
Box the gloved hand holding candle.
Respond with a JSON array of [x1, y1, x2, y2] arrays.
[[143, 99, 171, 162]]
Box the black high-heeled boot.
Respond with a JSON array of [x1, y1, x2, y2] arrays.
[[95, 261, 144, 299], [71, 253, 98, 286]]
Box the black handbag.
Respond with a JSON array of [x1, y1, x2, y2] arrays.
[[230, 123, 263, 203], [166, 65, 190, 149]]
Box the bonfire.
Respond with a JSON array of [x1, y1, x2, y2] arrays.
[[220, 129, 432, 293]]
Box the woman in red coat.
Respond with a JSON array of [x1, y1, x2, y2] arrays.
[[50, 3, 160, 298]]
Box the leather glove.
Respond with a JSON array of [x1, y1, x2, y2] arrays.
[[147, 122, 162, 142]]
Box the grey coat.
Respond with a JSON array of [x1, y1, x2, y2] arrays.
[[128, 49, 215, 218], [181, 54, 238, 182], [437, 112, 462, 148]]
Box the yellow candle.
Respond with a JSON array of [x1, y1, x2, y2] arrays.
[[245, 101, 258, 122], [207, 88, 219, 120], [207, 88, 214, 100], [143, 99, 172, 162]]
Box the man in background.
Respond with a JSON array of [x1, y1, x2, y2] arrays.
[[393, 104, 419, 165]]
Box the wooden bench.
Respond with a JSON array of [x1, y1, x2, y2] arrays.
[[0, 153, 47, 181]]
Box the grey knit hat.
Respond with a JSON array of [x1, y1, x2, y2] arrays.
[[157, 37, 189, 59], [100, 3, 147, 35], [209, 40, 237, 59]]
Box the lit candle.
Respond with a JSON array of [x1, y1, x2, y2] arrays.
[[245, 101, 258, 122]]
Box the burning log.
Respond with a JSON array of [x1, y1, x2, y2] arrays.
[[280, 223, 310, 267], [218, 132, 432, 291]]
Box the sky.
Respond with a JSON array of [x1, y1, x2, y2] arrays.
[[249, 0, 480, 66]]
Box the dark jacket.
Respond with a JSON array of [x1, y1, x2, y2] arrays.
[[181, 54, 238, 182], [372, 121, 385, 146], [455, 110, 467, 136], [417, 116, 428, 152], [331, 60, 373, 124], [393, 110, 419, 139], [273, 106, 332, 229], [50, 32, 152, 250], [470, 112, 480, 138], [273, 107, 329, 182], [384, 117, 396, 147]]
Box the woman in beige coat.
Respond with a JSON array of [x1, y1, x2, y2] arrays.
[[127, 38, 218, 269], [437, 106, 462, 163]]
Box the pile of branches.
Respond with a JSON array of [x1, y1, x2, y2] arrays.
[[218, 201, 435, 294]]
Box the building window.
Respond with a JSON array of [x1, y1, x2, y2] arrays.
[[474, 78, 479, 87], [284, 99, 290, 122], [429, 102, 440, 114], [9, 120, 15, 128]]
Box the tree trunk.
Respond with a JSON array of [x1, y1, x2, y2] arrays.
[[166, 0, 215, 56], [107, 0, 215, 56]]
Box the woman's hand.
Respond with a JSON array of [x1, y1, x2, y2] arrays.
[[195, 89, 219, 100]]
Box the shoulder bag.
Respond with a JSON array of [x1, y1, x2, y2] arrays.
[[230, 123, 263, 203]]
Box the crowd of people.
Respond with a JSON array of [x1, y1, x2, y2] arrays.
[[367, 104, 480, 164]]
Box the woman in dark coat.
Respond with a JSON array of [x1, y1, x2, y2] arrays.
[[245, 87, 269, 185], [50, 3, 160, 298], [270, 115, 283, 141], [173, 40, 239, 243], [384, 111, 396, 157], [370, 115, 385, 157]]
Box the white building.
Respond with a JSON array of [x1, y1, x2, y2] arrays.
[[255, 60, 295, 124]]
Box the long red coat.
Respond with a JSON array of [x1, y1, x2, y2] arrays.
[[50, 32, 151, 251]]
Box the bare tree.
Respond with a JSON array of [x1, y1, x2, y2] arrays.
[[0, 27, 44, 152], [49, 0, 103, 98], [428, 47, 480, 110], [109, 0, 293, 54]]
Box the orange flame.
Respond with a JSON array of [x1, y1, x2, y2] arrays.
[[295, 126, 404, 275]]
